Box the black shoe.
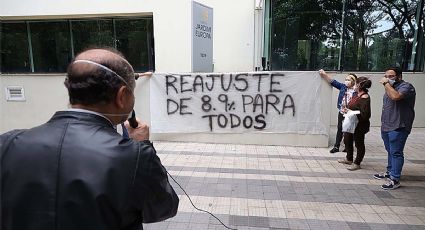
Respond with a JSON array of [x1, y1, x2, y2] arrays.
[[374, 172, 390, 180], [381, 179, 400, 190], [330, 147, 339, 153]]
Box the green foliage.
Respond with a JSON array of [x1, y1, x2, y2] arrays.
[[270, 0, 423, 71]]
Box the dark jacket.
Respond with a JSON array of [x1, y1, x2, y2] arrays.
[[0, 111, 179, 230], [348, 94, 371, 134]]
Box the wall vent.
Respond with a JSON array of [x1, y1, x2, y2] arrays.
[[5, 86, 26, 101]]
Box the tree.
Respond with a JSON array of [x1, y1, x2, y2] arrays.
[[269, 0, 424, 71]]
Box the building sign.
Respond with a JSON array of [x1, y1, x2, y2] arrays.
[[150, 72, 326, 134], [192, 1, 213, 72]]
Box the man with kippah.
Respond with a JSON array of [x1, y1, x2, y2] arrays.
[[0, 48, 179, 230]]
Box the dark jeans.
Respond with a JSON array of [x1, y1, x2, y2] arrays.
[[344, 131, 366, 165], [334, 112, 344, 148], [381, 128, 410, 181]]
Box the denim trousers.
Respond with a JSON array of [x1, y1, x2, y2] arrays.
[[381, 128, 410, 181]]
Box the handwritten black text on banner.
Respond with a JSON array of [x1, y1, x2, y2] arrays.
[[150, 72, 326, 134]]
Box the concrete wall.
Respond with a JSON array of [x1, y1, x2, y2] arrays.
[[1, 0, 256, 72], [1, 72, 424, 146], [0, 75, 69, 130], [0, 73, 331, 147]]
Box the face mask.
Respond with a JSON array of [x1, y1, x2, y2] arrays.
[[344, 80, 351, 87], [388, 79, 396, 86]]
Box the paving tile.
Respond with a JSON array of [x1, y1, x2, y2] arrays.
[[286, 218, 309, 229], [190, 212, 211, 224], [209, 214, 229, 226], [247, 216, 269, 228], [229, 215, 249, 226], [155, 127, 425, 229], [143, 222, 169, 230], [168, 222, 190, 230], [368, 223, 391, 230], [269, 218, 289, 228], [327, 220, 351, 230], [207, 224, 229, 230], [387, 224, 412, 230], [347, 222, 372, 230], [170, 212, 192, 223], [306, 219, 330, 230]]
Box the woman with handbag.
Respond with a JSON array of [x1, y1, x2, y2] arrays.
[[338, 77, 372, 170]]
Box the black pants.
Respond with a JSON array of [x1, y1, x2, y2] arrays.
[[334, 112, 344, 148], [344, 131, 366, 165]]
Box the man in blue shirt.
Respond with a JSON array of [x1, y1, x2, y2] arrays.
[[375, 67, 416, 190]]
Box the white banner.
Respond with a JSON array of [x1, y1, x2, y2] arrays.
[[150, 72, 326, 134]]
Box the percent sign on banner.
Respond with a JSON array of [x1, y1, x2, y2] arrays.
[[150, 72, 326, 134]]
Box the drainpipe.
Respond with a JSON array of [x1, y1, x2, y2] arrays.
[[338, 0, 346, 71], [409, 0, 424, 71], [254, 0, 264, 71]]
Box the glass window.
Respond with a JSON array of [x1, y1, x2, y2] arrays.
[[342, 1, 417, 71], [30, 21, 71, 72], [269, 0, 342, 71], [115, 18, 155, 71], [71, 19, 114, 55], [1, 17, 155, 73], [1, 22, 31, 73], [267, 0, 425, 72]]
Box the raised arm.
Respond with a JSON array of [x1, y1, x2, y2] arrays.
[[379, 77, 404, 101], [139, 72, 153, 78], [319, 69, 332, 83]]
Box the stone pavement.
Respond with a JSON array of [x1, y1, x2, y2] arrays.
[[144, 127, 425, 230]]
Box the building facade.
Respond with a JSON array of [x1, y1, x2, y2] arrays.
[[1, 0, 424, 146]]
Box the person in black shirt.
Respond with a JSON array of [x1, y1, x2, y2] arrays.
[[1, 48, 179, 230]]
